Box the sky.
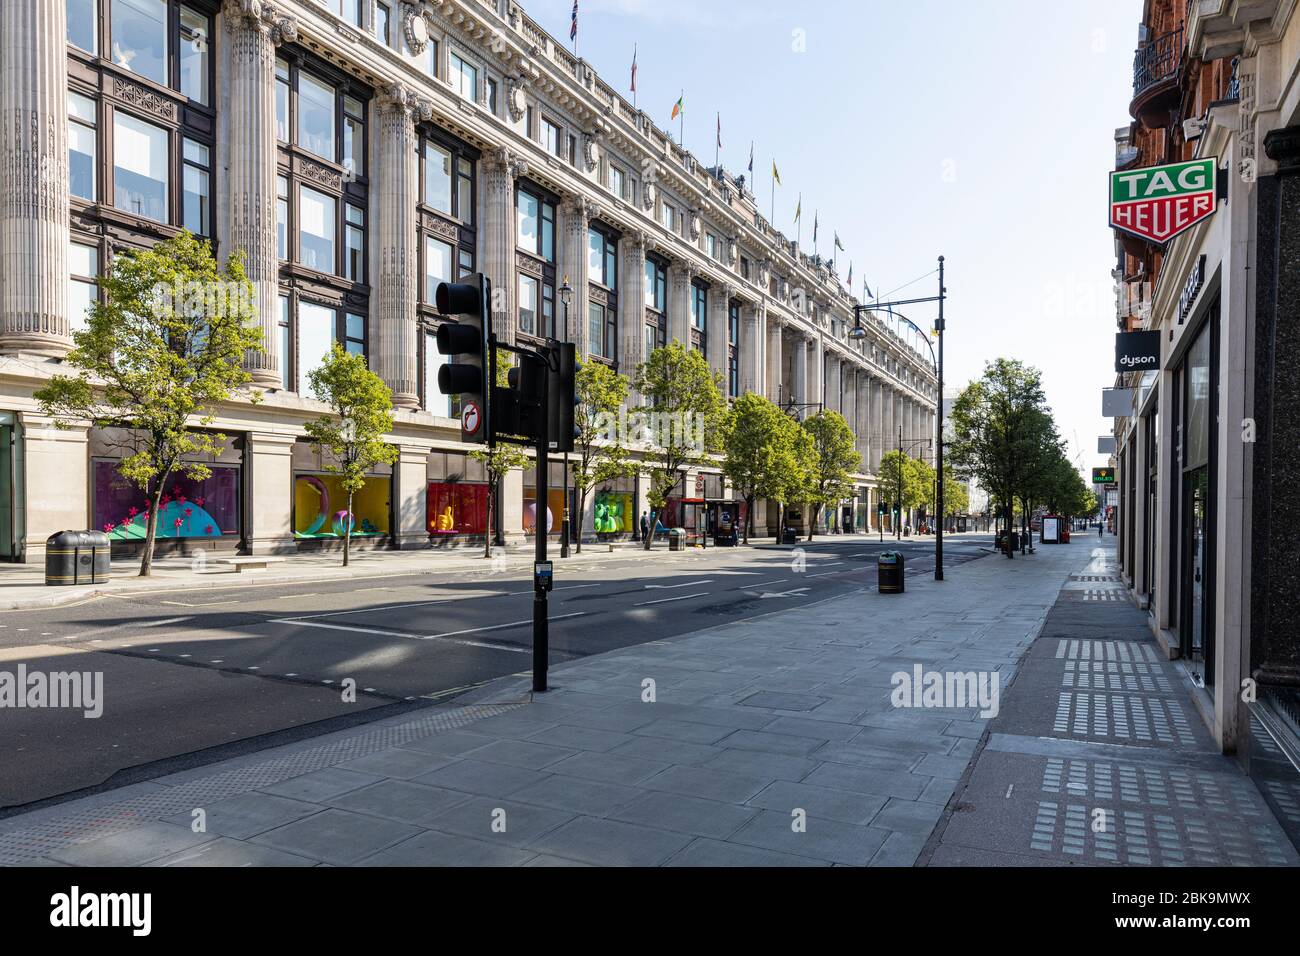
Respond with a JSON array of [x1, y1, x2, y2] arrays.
[[525, 0, 1139, 475]]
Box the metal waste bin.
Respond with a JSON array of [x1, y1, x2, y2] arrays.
[[46, 530, 111, 586], [878, 550, 904, 593], [781, 527, 798, 545], [668, 528, 686, 552]]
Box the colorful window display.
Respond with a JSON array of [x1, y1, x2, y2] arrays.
[[427, 481, 488, 536], [592, 489, 634, 534], [294, 474, 391, 539], [522, 487, 564, 534], [93, 461, 239, 541]]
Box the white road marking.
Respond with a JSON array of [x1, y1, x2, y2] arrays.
[[644, 580, 713, 590], [743, 587, 811, 599], [270, 614, 588, 652], [276, 599, 451, 621], [634, 592, 711, 606], [746, 579, 788, 588]]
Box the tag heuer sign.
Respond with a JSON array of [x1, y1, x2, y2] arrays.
[[1110, 158, 1217, 244], [1115, 330, 1161, 373]]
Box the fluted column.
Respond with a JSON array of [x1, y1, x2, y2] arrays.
[[669, 261, 693, 346], [828, 358, 842, 416], [808, 335, 823, 409], [374, 84, 429, 408], [707, 282, 730, 382], [855, 374, 871, 466], [0, 0, 70, 355], [871, 379, 884, 471], [792, 335, 807, 406], [741, 299, 764, 396], [765, 313, 783, 402], [225, 2, 297, 387], [561, 195, 593, 353], [482, 148, 527, 343], [618, 230, 646, 389]]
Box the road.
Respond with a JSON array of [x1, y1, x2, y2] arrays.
[[0, 533, 994, 812]]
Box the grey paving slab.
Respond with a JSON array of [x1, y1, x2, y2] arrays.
[[609, 734, 724, 766], [701, 748, 819, 782], [760, 715, 862, 741], [527, 816, 693, 867], [49, 822, 213, 867], [716, 728, 827, 756], [410, 759, 549, 797], [632, 718, 735, 745], [665, 837, 830, 867], [425, 796, 575, 847], [525, 723, 635, 753], [869, 797, 947, 834], [727, 809, 888, 865], [868, 829, 930, 867], [335, 748, 459, 780], [357, 829, 535, 866], [643, 765, 769, 803], [399, 730, 508, 757], [326, 779, 473, 827], [250, 808, 420, 866], [803, 762, 931, 801], [747, 780, 888, 826], [147, 837, 318, 867], [546, 750, 671, 786], [163, 792, 322, 840], [258, 767, 385, 803], [609, 791, 758, 839], [739, 690, 829, 712], [459, 738, 578, 770], [507, 775, 642, 816]]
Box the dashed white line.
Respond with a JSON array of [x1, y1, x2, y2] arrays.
[[634, 592, 711, 606]]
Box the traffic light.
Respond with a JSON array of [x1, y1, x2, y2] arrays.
[[496, 351, 547, 443], [434, 274, 491, 444], [549, 343, 577, 453]]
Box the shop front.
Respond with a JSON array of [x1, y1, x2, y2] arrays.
[[591, 476, 635, 540], [522, 461, 565, 538], [426, 450, 489, 546], [0, 412, 25, 561], [292, 441, 392, 550], [91, 427, 243, 556]]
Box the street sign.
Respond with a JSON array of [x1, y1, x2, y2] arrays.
[[1102, 388, 1135, 417], [1092, 467, 1115, 484], [1115, 330, 1161, 373], [1110, 158, 1217, 244], [461, 401, 480, 435]]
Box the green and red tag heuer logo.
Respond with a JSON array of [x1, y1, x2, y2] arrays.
[[1110, 158, 1218, 244]]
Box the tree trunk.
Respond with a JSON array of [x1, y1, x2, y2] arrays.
[[743, 494, 753, 545], [139, 481, 166, 577], [807, 503, 817, 542], [484, 483, 494, 559], [777, 502, 784, 543], [343, 489, 353, 567], [1004, 496, 1014, 559], [644, 508, 655, 550], [575, 487, 584, 555]]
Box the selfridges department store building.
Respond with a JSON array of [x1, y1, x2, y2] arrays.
[[0, 0, 936, 561]]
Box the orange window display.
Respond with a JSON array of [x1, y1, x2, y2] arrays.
[[427, 482, 488, 536]]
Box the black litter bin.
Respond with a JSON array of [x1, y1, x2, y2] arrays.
[[668, 528, 686, 552], [878, 550, 904, 593], [781, 527, 798, 545], [45, 530, 111, 586]]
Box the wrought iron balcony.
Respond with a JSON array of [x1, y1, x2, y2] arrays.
[[1130, 27, 1185, 126]]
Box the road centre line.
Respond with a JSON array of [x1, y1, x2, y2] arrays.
[[271, 617, 573, 652], [634, 592, 711, 606]]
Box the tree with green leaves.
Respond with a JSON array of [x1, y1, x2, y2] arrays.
[[303, 343, 399, 567], [633, 341, 727, 550], [571, 361, 636, 553], [722, 394, 802, 543], [878, 450, 927, 532], [799, 410, 861, 541], [948, 358, 1051, 558], [467, 347, 529, 559], [34, 232, 263, 576]]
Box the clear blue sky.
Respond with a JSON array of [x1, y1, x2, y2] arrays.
[[527, 0, 1139, 474]]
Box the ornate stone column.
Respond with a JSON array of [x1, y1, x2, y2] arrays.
[[855, 374, 871, 467], [808, 334, 823, 409], [374, 83, 430, 408], [0, 0, 70, 355], [669, 260, 694, 346], [765, 313, 783, 403], [707, 282, 730, 382], [618, 230, 647, 393], [225, 1, 297, 388], [792, 335, 807, 406], [740, 299, 763, 396], [560, 195, 593, 354], [482, 147, 527, 343]]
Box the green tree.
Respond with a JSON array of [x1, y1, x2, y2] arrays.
[[722, 394, 801, 543], [572, 361, 636, 553], [303, 344, 399, 567], [34, 232, 263, 576], [878, 450, 926, 532], [633, 341, 727, 549], [800, 410, 861, 541]]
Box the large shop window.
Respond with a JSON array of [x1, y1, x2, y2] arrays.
[[427, 452, 488, 537], [293, 443, 391, 542], [91, 428, 243, 544], [522, 462, 567, 536]]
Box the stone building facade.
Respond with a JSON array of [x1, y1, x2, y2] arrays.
[[0, 0, 937, 561]]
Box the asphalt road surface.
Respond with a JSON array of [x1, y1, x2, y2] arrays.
[[0, 533, 994, 812]]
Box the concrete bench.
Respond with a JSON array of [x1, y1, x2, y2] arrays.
[[216, 556, 287, 573]]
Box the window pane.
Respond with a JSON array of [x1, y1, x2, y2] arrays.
[[425, 39, 439, 79], [67, 242, 98, 333], [541, 206, 554, 262], [298, 73, 336, 162], [518, 273, 538, 335], [644, 261, 655, 308], [113, 111, 168, 222], [68, 93, 96, 201], [68, 0, 97, 53], [111, 0, 167, 85], [345, 224, 364, 282], [299, 186, 336, 273], [424, 141, 452, 213], [298, 302, 336, 397], [588, 229, 602, 279], [343, 0, 363, 26], [456, 160, 473, 223], [276, 176, 288, 260], [179, 7, 208, 104], [588, 303, 603, 358], [375, 3, 390, 44], [344, 113, 364, 179], [425, 236, 453, 302], [516, 191, 538, 250], [275, 61, 289, 141], [182, 162, 209, 235], [458, 248, 474, 278]]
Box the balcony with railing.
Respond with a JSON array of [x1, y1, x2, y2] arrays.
[[1130, 26, 1185, 127]]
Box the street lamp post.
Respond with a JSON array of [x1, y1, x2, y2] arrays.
[[849, 255, 946, 580], [559, 277, 572, 559]]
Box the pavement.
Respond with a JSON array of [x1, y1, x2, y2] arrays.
[[4, 534, 1289, 866]]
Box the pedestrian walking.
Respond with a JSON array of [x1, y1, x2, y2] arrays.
[[640, 512, 649, 539]]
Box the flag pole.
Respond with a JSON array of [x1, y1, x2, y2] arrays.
[[714, 112, 719, 172], [679, 88, 684, 146]]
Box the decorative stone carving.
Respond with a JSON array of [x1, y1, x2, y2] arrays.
[[111, 78, 178, 121], [506, 76, 528, 122], [402, 4, 430, 53], [223, 0, 297, 44], [582, 132, 599, 173], [688, 208, 702, 241]]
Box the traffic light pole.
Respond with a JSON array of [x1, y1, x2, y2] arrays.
[[533, 353, 550, 694]]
